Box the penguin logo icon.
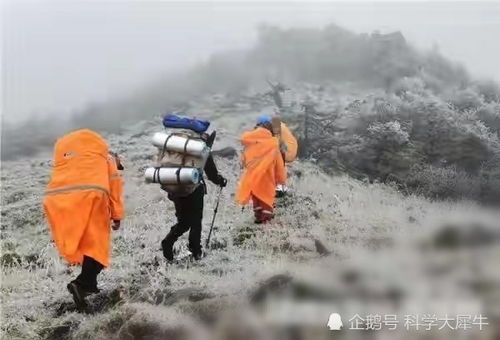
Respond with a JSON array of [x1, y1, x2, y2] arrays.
[[327, 313, 343, 331]]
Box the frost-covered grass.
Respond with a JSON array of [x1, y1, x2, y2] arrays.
[[2, 109, 500, 339]]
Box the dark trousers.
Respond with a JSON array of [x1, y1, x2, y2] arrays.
[[164, 185, 205, 256], [74, 255, 103, 293]]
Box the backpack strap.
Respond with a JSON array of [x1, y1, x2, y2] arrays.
[[175, 167, 182, 185], [181, 137, 191, 166], [201, 177, 207, 194], [160, 134, 174, 160], [154, 167, 161, 184]]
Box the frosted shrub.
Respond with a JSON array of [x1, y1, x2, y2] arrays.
[[448, 87, 484, 111], [474, 79, 500, 103], [407, 165, 481, 200], [477, 102, 500, 135], [392, 76, 427, 96], [367, 121, 410, 146]]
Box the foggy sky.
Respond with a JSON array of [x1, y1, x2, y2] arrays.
[[3, 1, 500, 123]]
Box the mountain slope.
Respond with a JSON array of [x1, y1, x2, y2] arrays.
[[1, 102, 499, 339]]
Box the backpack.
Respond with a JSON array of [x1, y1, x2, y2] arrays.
[[154, 128, 210, 197], [47, 129, 109, 191]]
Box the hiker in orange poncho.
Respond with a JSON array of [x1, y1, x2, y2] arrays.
[[43, 129, 124, 309], [236, 115, 287, 223]]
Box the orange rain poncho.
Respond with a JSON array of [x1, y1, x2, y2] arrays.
[[43, 129, 124, 267], [280, 122, 298, 163], [236, 127, 287, 209]]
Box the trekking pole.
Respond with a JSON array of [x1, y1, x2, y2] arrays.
[[205, 186, 223, 249]]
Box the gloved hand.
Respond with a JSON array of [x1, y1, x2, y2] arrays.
[[112, 220, 121, 231], [280, 142, 288, 153], [216, 175, 227, 188]]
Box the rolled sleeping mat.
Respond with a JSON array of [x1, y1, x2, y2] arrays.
[[145, 167, 200, 185], [152, 132, 209, 158]]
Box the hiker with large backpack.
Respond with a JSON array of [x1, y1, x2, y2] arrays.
[[236, 115, 287, 224], [43, 129, 124, 310], [145, 114, 227, 261]]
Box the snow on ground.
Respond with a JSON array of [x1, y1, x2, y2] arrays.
[[2, 102, 500, 339]]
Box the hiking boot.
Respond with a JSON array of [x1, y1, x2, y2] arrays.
[[190, 251, 205, 261], [188, 243, 204, 261], [85, 285, 100, 294], [67, 281, 88, 310], [261, 211, 274, 223], [255, 215, 274, 224], [161, 238, 174, 261]]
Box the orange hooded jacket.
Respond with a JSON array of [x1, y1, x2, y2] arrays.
[[236, 127, 287, 209], [43, 129, 124, 267]]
